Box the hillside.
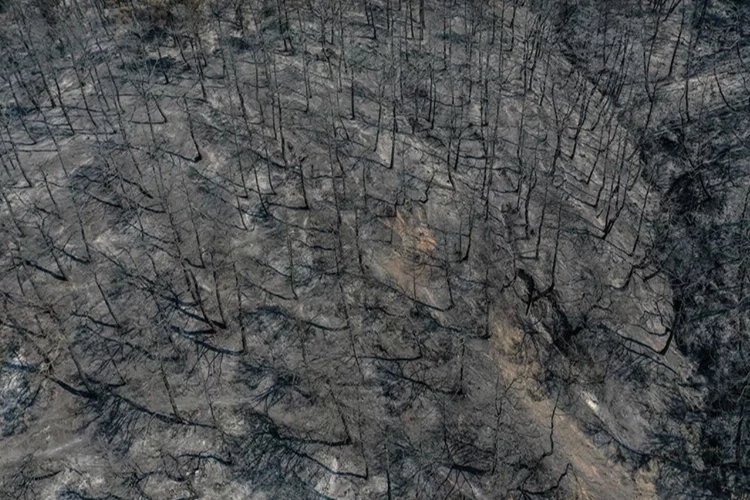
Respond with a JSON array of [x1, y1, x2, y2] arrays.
[[0, 0, 748, 498]]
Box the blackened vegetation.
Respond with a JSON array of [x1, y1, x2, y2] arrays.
[[0, 0, 749, 498], [643, 111, 750, 494]]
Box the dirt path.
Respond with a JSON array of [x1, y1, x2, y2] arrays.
[[485, 315, 656, 500]]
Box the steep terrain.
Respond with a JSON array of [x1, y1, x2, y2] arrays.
[[0, 0, 748, 498]]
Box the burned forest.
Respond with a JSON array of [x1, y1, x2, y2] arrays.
[[1, 0, 749, 498]]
